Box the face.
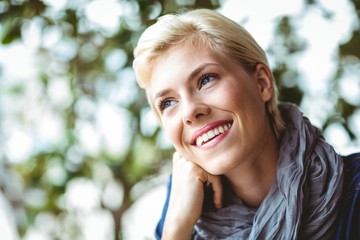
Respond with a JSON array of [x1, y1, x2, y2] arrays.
[[148, 43, 275, 176]]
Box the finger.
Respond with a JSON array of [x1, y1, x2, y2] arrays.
[[207, 175, 223, 209]]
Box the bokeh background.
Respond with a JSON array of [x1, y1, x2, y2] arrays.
[[0, 0, 359, 239]]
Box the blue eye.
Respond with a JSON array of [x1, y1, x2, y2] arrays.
[[199, 74, 217, 87], [158, 99, 176, 111]]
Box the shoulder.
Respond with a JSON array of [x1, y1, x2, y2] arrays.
[[343, 152, 360, 170], [336, 152, 360, 240]]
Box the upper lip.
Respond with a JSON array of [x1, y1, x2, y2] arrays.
[[191, 120, 233, 145]]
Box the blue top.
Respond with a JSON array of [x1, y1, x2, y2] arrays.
[[336, 152, 360, 239]]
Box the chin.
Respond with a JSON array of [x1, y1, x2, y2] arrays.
[[202, 157, 235, 176], [204, 166, 227, 176]]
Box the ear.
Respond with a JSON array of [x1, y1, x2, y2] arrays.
[[255, 63, 273, 102]]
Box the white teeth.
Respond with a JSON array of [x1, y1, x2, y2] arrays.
[[202, 133, 209, 142], [207, 130, 215, 139], [219, 126, 224, 133], [196, 136, 203, 147], [195, 123, 231, 147]]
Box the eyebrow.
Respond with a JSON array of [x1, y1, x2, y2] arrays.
[[153, 62, 219, 100], [154, 89, 171, 100]]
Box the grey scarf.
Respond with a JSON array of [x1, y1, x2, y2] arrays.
[[194, 103, 344, 239]]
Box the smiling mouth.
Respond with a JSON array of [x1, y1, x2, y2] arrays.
[[195, 123, 232, 147]]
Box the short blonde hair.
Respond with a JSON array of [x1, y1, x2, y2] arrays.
[[133, 9, 285, 138]]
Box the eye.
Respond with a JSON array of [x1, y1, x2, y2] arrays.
[[158, 98, 176, 112], [199, 74, 217, 88]]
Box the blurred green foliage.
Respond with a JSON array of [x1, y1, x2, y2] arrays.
[[0, 0, 359, 239]]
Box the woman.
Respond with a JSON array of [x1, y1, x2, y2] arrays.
[[133, 9, 358, 239]]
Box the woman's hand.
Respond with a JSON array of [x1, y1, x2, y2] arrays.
[[162, 152, 223, 240]]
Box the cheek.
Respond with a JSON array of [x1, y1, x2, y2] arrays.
[[224, 82, 263, 108], [162, 117, 182, 146], [214, 86, 244, 110]]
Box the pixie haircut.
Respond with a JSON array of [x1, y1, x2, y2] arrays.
[[133, 9, 285, 138]]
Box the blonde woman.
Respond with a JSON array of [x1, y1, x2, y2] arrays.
[[133, 9, 359, 240]]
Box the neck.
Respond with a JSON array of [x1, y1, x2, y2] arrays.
[[225, 126, 280, 208]]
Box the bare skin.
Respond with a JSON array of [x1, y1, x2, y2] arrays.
[[148, 43, 279, 239], [162, 152, 223, 239]]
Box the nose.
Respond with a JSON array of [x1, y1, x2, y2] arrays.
[[181, 96, 210, 125]]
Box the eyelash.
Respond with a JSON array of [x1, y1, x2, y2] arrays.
[[158, 98, 174, 112], [199, 73, 218, 88]]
